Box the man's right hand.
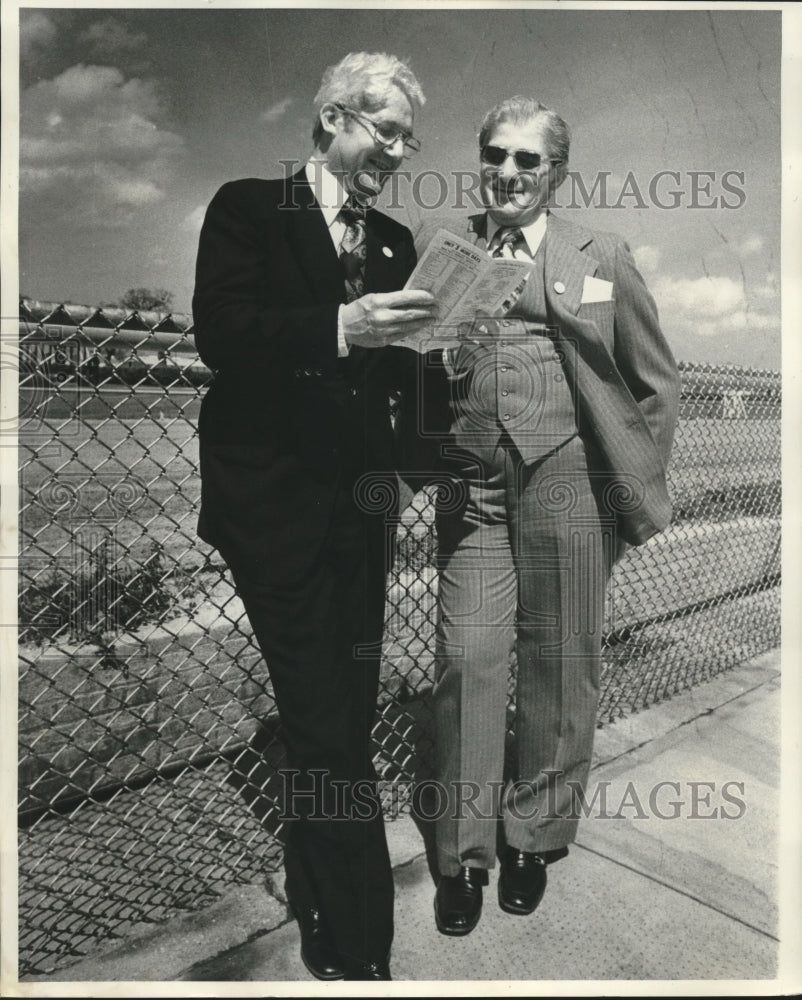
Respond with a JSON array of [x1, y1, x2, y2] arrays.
[[341, 289, 437, 349]]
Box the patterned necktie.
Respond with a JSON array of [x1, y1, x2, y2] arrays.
[[338, 198, 367, 301], [490, 226, 525, 259]]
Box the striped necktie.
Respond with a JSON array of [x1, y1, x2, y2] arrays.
[[490, 226, 525, 259], [338, 198, 367, 301]]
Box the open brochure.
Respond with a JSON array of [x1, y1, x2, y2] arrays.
[[398, 228, 532, 353]]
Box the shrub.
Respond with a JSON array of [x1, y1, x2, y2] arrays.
[[19, 541, 180, 647]]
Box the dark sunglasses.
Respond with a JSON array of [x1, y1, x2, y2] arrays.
[[480, 145, 559, 172]]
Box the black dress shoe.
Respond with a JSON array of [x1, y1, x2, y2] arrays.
[[344, 959, 392, 980], [498, 848, 552, 915], [287, 899, 345, 980], [434, 866, 489, 936]]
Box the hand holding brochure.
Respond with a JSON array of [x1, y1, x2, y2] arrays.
[[398, 229, 531, 353]]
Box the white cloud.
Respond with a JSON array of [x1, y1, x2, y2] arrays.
[[755, 272, 778, 300], [654, 274, 745, 318], [102, 170, 163, 207], [20, 12, 56, 60], [21, 63, 183, 226], [261, 96, 294, 123], [694, 310, 777, 338], [79, 18, 148, 54], [633, 245, 661, 274], [739, 234, 765, 257], [183, 204, 208, 232], [653, 271, 779, 340]]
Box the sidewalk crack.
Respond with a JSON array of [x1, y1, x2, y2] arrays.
[[575, 843, 779, 941]]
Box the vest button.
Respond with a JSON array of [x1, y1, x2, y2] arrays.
[[502, 389, 509, 396], [500, 366, 508, 373], [503, 414, 511, 421]]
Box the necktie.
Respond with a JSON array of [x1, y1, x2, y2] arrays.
[[490, 226, 525, 259], [338, 199, 367, 302]]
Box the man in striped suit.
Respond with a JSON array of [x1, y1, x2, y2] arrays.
[[415, 96, 681, 935]]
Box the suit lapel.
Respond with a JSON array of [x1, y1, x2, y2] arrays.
[[281, 173, 399, 302], [544, 215, 598, 316], [542, 214, 621, 380], [364, 213, 397, 294], [281, 171, 345, 306]]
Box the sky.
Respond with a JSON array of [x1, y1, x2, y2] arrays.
[[15, 3, 783, 369]]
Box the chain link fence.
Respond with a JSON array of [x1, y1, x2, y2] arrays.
[[16, 298, 780, 976]]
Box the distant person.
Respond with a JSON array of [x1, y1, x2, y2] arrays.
[[416, 96, 680, 936], [192, 52, 434, 981]]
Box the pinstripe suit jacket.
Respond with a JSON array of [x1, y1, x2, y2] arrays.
[[415, 211, 681, 546]]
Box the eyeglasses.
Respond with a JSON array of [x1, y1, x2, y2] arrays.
[[335, 104, 421, 157], [480, 145, 561, 172]]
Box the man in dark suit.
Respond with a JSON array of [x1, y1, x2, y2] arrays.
[[414, 96, 681, 936], [192, 52, 434, 981]]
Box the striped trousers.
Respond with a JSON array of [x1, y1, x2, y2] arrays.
[[433, 433, 613, 876]]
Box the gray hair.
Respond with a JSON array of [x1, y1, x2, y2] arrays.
[[478, 96, 570, 165], [312, 51, 425, 145]]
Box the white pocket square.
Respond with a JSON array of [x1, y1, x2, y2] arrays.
[[581, 275, 614, 304]]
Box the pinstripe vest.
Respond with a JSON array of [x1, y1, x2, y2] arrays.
[[449, 241, 578, 464]]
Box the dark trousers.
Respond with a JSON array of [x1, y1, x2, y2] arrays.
[[206, 449, 396, 968]]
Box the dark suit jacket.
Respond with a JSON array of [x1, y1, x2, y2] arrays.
[[192, 171, 419, 575], [414, 212, 681, 546]]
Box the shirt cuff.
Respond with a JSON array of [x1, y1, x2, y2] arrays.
[[337, 306, 351, 357]]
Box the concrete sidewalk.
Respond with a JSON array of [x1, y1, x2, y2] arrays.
[[27, 648, 789, 991]]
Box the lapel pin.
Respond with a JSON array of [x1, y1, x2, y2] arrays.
[[553, 280, 566, 294], [382, 246, 393, 258]]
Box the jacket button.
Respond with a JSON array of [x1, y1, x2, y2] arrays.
[[503, 414, 511, 421], [553, 280, 566, 294]]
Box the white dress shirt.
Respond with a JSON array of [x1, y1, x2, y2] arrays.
[[486, 210, 548, 261], [443, 211, 548, 373]]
